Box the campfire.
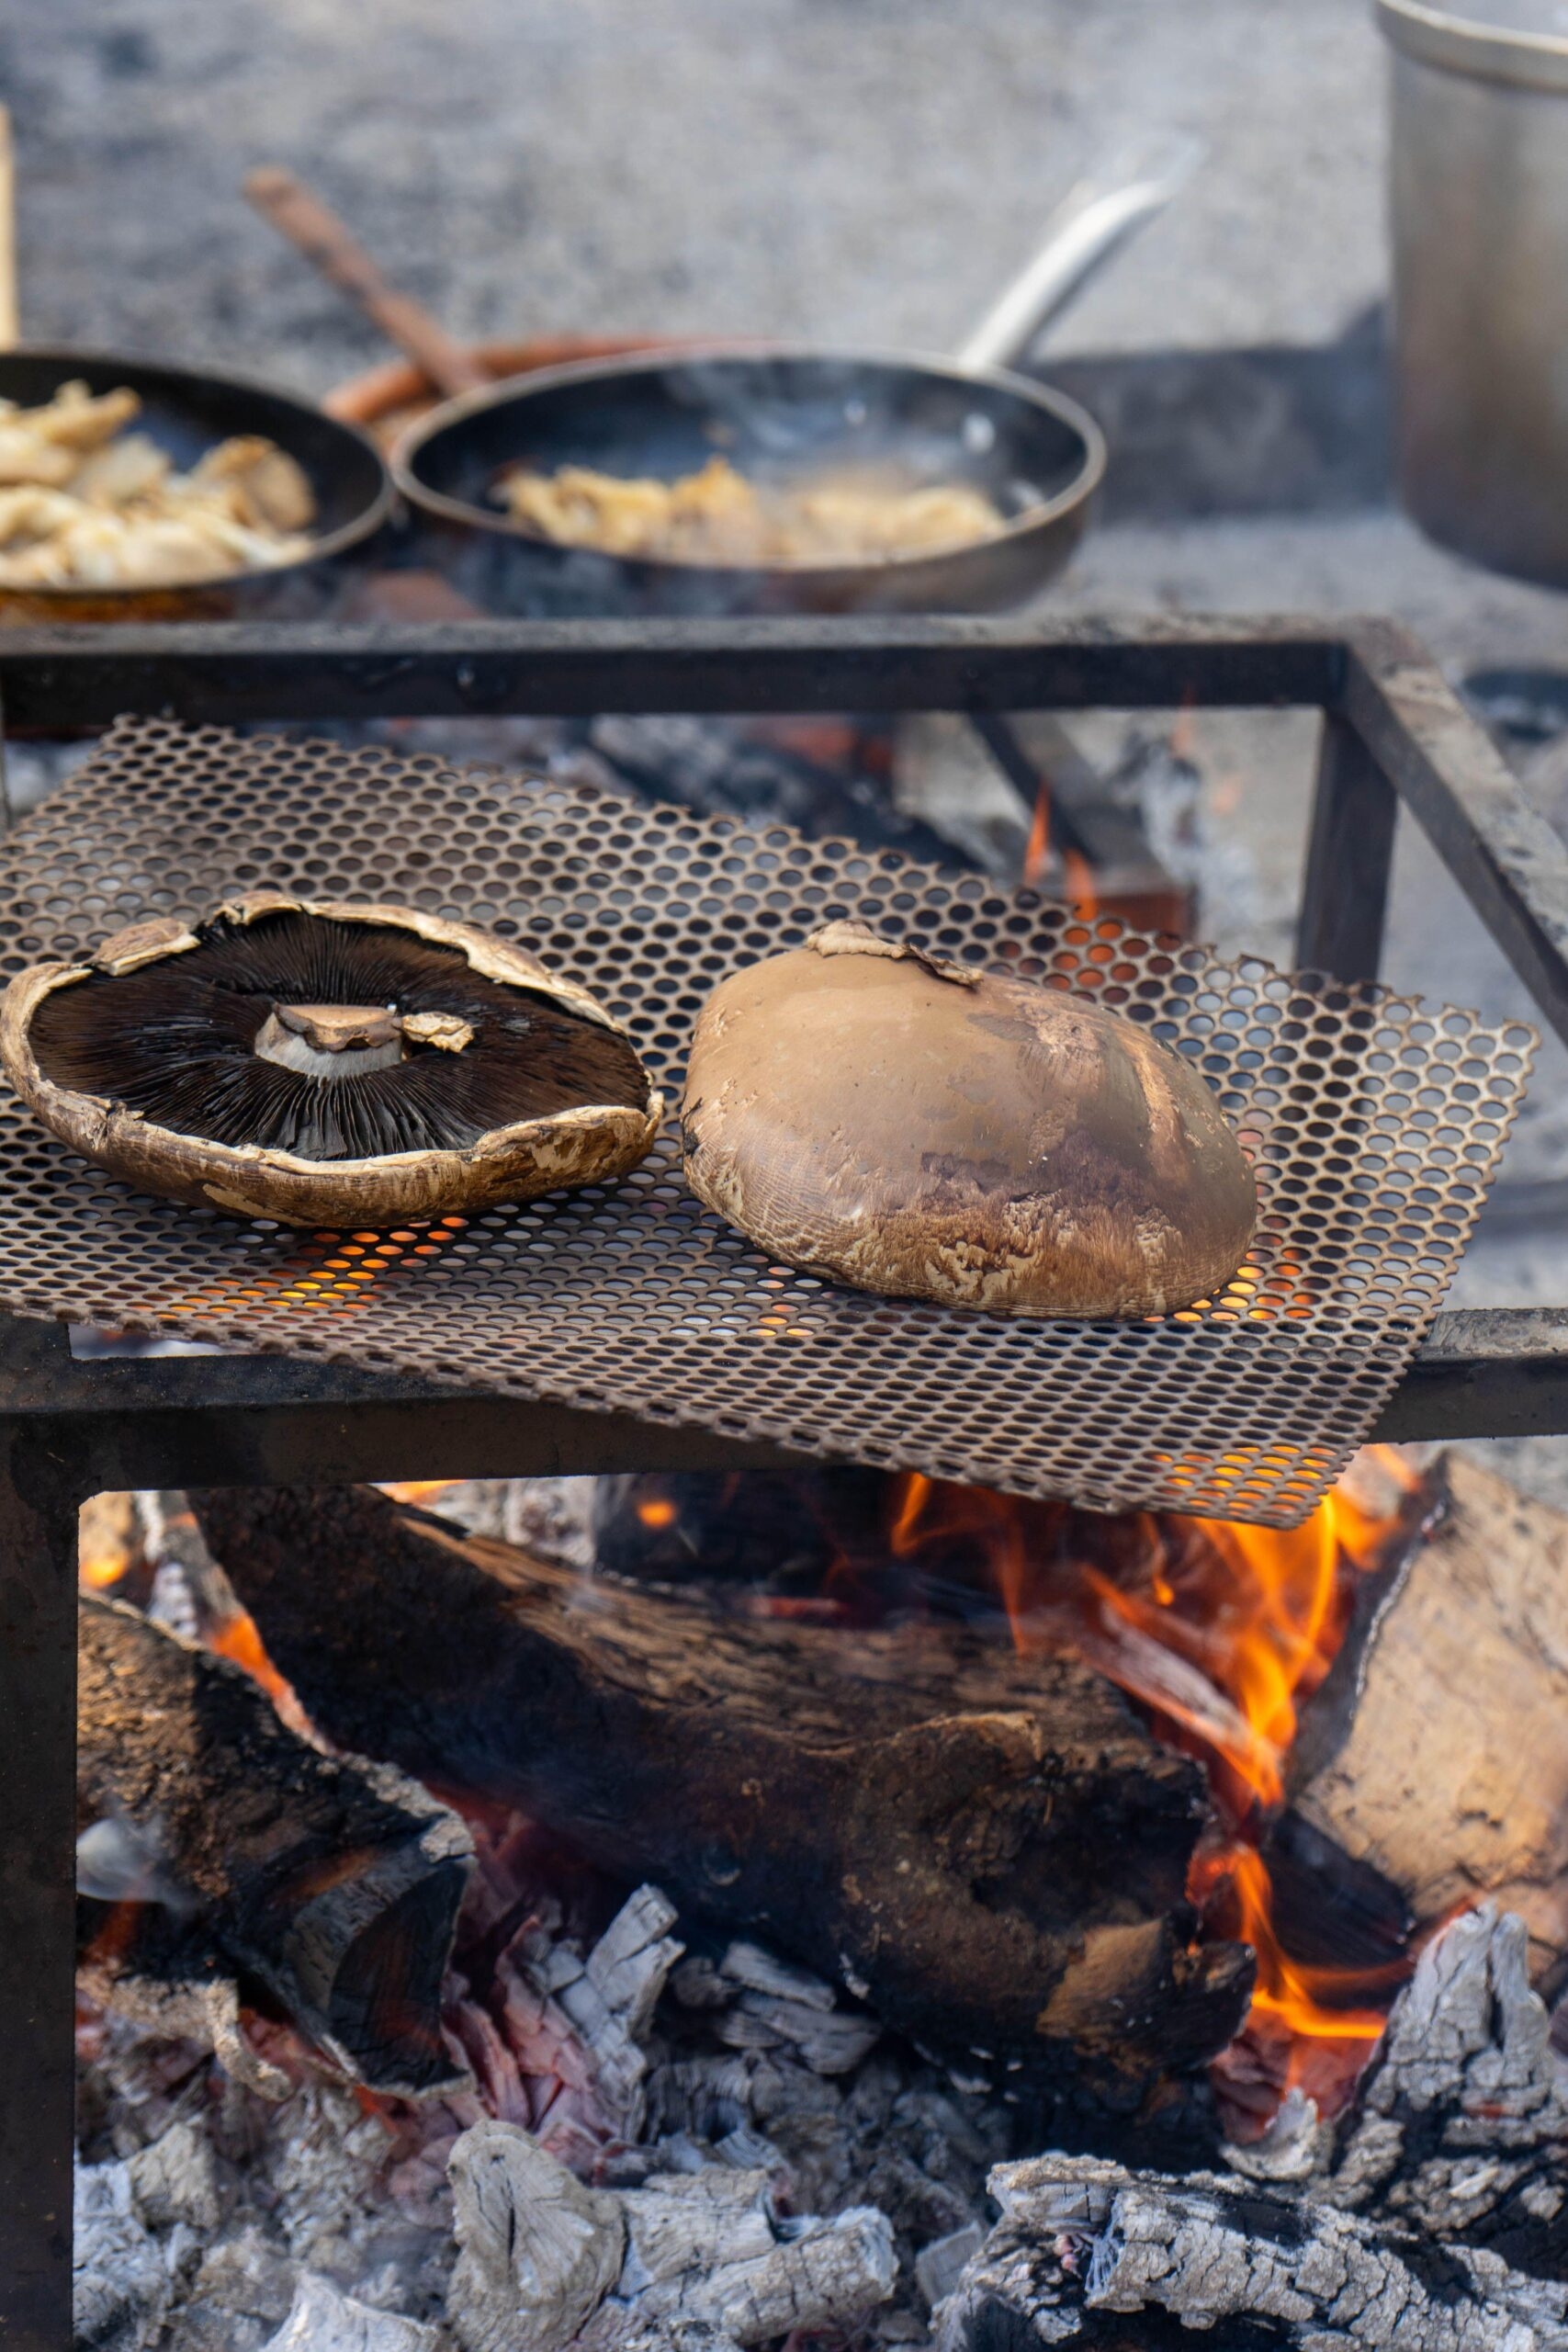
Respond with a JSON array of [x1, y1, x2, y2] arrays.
[[73, 1444, 1568, 2349]]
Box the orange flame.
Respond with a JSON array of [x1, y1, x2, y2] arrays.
[[209, 1603, 299, 1712], [1022, 779, 1052, 887], [1193, 1843, 1390, 2047], [637, 1498, 679, 1531], [880, 1447, 1427, 2082], [1063, 848, 1098, 918]]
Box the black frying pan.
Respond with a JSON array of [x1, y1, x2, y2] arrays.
[[391, 140, 1200, 616], [0, 346, 393, 621], [394, 347, 1107, 616]]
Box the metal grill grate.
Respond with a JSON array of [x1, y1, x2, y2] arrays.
[[0, 716, 1535, 1525]]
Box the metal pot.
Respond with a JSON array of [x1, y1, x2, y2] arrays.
[[1379, 0, 1568, 585]]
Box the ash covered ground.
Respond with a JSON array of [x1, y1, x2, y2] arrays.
[[7, 0, 1381, 387]]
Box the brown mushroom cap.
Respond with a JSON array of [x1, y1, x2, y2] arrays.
[[0, 891, 662, 1227], [680, 922, 1257, 1318]]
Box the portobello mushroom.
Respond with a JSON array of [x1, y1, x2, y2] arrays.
[[0, 890, 660, 1226], [681, 921, 1256, 1317]]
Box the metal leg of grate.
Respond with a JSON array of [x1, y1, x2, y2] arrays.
[[0, 1413, 81, 2351], [1297, 709, 1398, 982]]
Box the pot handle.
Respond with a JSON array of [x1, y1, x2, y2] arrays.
[[955, 131, 1204, 377]]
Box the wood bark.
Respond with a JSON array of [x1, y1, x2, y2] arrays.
[[1290, 1456, 1568, 1986], [935, 2153, 1568, 2351], [193, 1484, 1255, 2098], [78, 1595, 472, 2097]]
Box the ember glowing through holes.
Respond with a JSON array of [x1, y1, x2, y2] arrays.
[[1020, 774, 1098, 915]]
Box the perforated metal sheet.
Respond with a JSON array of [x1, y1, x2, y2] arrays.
[[0, 716, 1535, 1525]]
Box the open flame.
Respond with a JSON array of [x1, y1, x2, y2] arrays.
[[879, 1451, 1429, 2109], [79, 1447, 1432, 2124]]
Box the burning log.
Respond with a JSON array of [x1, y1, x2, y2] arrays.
[[934, 2153, 1568, 2351], [191, 1484, 1256, 2098], [1290, 1456, 1568, 1984], [446, 2120, 897, 2352], [78, 1595, 473, 2097]]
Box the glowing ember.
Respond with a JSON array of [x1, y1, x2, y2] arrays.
[[79, 1551, 130, 1590]]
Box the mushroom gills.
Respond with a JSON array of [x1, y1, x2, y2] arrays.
[[25, 910, 650, 1163]]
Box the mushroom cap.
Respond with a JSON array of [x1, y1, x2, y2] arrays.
[[0, 890, 662, 1227], [680, 922, 1257, 1318]]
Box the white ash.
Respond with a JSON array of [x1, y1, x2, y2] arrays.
[[262, 2271, 443, 2352], [126, 2117, 224, 2233], [935, 1906, 1568, 2348], [446, 2119, 896, 2352], [937, 2151, 1568, 2351], [77, 1866, 1012, 2350], [381, 1478, 599, 1572], [1224, 1905, 1568, 2242], [74, 2157, 186, 2352]]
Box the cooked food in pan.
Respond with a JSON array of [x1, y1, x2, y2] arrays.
[[0, 892, 660, 1226], [681, 921, 1257, 1318], [0, 381, 318, 587], [497, 451, 1010, 568]]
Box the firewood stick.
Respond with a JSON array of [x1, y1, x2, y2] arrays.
[[193, 1483, 1256, 2102], [78, 1595, 473, 2096], [1290, 1454, 1568, 1983]]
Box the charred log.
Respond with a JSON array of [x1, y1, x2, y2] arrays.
[[192, 1485, 1255, 2099], [1231, 1905, 1568, 2284], [1291, 1455, 1568, 1986], [935, 2152, 1568, 2352], [78, 1595, 472, 2097]]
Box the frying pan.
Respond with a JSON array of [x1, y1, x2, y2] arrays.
[[0, 346, 392, 622], [392, 140, 1199, 616]]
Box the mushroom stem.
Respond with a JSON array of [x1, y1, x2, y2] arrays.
[[254, 1001, 406, 1077]]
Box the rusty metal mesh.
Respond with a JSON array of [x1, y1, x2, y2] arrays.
[[0, 716, 1536, 1525]]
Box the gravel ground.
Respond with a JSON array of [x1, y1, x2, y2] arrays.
[[6, 0, 1383, 393]]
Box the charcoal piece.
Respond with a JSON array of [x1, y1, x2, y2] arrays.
[[937, 2152, 1568, 2351]]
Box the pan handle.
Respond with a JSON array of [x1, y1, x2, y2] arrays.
[[244, 166, 491, 402], [955, 131, 1204, 377]]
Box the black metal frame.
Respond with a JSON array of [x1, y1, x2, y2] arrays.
[[3, 609, 1566, 2348]]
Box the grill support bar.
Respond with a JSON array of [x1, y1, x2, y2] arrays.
[[0, 1405, 81, 2352], [1296, 710, 1398, 981], [0, 609, 1563, 2349]]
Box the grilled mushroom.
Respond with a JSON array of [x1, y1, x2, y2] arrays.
[[681, 921, 1256, 1317], [0, 891, 660, 1226]]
